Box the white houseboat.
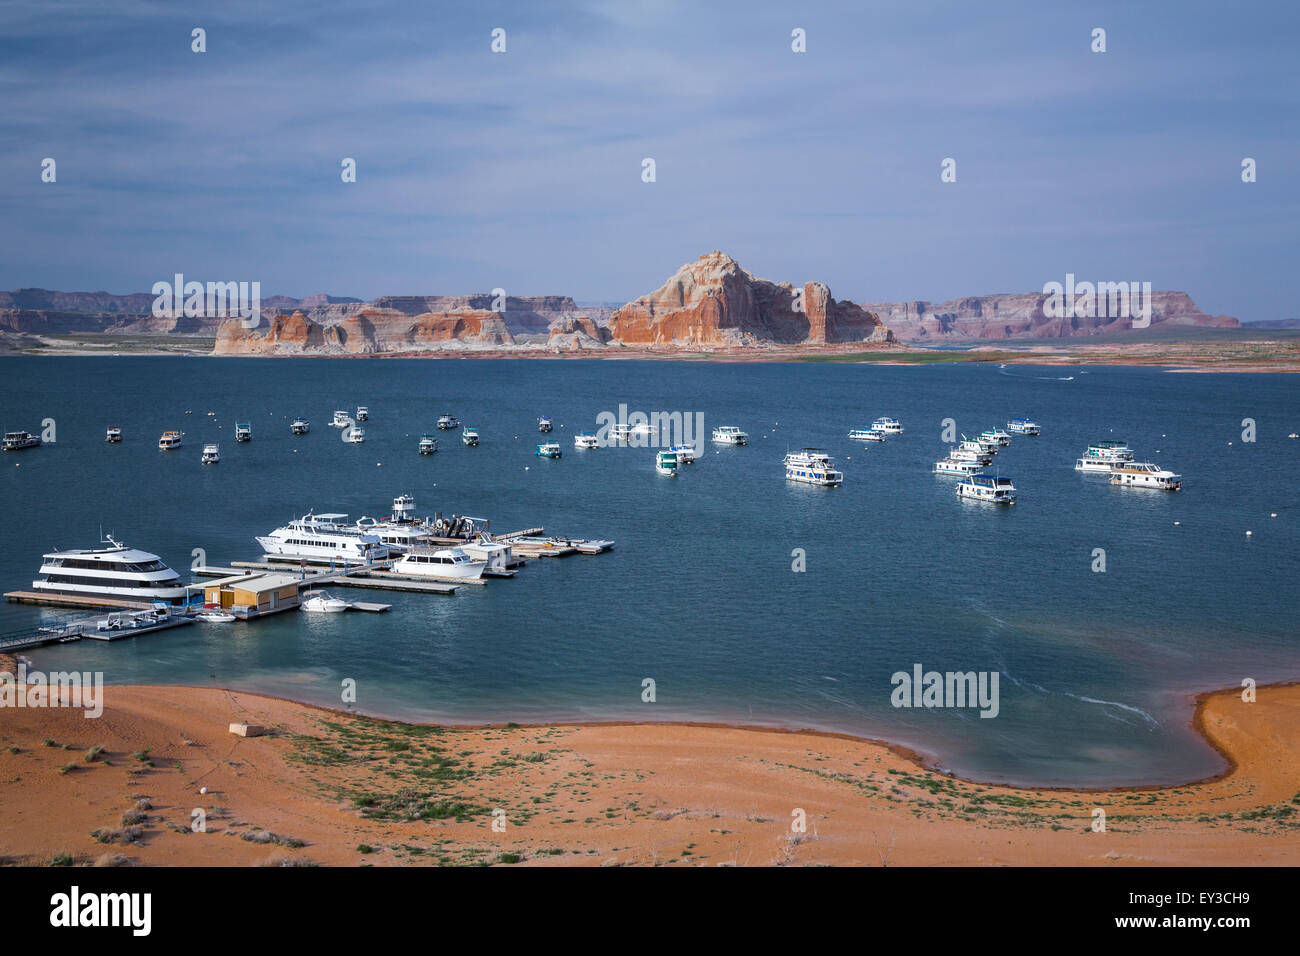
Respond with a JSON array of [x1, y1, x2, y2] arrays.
[[158, 430, 183, 450], [712, 426, 748, 445], [4, 431, 41, 451], [1007, 419, 1041, 435], [872, 418, 904, 434], [1110, 462, 1182, 491], [934, 457, 982, 475], [105, 426, 123, 443], [462, 428, 480, 446], [655, 451, 679, 476], [956, 474, 1016, 504], [437, 414, 460, 430], [234, 423, 252, 442], [784, 449, 843, 486], [331, 410, 350, 428], [291, 418, 310, 435], [849, 428, 887, 442], [419, 434, 437, 455], [574, 432, 600, 449], [201, 443, 220, 464], [536, 441, 562, 458]]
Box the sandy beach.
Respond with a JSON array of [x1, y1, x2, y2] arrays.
[[1, 669, 1296, 867]]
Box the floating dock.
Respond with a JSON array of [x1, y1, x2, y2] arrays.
[[4, 591, 160, 611], [193, 564, 462, 594]]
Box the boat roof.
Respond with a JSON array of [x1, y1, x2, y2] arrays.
[[308, 512, 348, 520]]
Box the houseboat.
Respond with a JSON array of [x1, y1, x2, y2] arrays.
[[31, 537, 190, 605], [356, 406, 369, 422], [3, 431, 41, 451], [949, 446, 992, 465], [712, 425, 748, 445], [848, 428, 886, 442], [331, 410, 350, 428], [958, 437, 994, 459], [655, 451, 679, 476], [608, 423, 632, 443], [1007, 418, 1041, 435], [979, 428, 1012, 446], [201, 443, 220, 464], [234, 423, 252, 442], [1110, 462, 1182, 491], [1081, 440, 1134, 463], [462, 428, 479, 446], [872, 418, 904, 434], [345, 427, 365, 443], [784, 449, 843, 486], [437, 414, 460, 430], [956, 474, 1016, 504], [536, 441, 562, 459], [105, 426, 122, 443], [667, 444, 697, 464], [934, 457, 982, 475], [291, 418, 310, 435], [256, 514, 390, 562], [537, 416, 553, 433], [574, 431, 600, 449], [158, 430, 183, 450], [419, 434, 437, 455]]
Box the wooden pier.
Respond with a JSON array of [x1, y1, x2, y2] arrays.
[[4, 591, 159, 611]]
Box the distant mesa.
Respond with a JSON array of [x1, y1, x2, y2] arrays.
[[607, 251, 893, 347]]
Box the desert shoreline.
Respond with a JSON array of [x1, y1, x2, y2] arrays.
[[2, 670, 1296, 867]]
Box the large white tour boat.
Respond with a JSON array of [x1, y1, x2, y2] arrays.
[[32, 537, 190, 604], [256, 514, 390, 562]]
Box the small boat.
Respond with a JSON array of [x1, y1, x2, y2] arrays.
[[392, 548, 488, 580], [537, 416, 553, 433], [234, 423, 251, 442], [419, 434, 437, 455], [848, 428, 886, 442], [345, 427, 365, 444], [712, 426, 748, 445], [437, 414, 460, 430], [957, 474, 1016, 504], [291, 418, 310, 435], [536, 441, 562, 459], [3, 431, 41, 451], [332, 410, 350, 428], [195, 609, 236, 623], [105, 426, 122, 443], [201, 443, 220, 464], [1110, 462, 1182, 491], [785, 449, 843, 486], [462, 428, 479, 446], [667, 444, 697, 463], [655, 451, 679, 476], [574, 432, 600, 449], [158, 430, 183, 450], [979, 428, 1012, 446], [872, 418, 903, 434], [934, 457, 981, 475], [1007, 418, 1041, 436], [356, 406, 369, 422], [608, 424, 632, 443], [301, 590, 349, 613]]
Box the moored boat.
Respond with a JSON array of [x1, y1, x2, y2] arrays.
[[158, 430, 183, 450], [462, 428, 479, 446], [934, 457, 981, 475], [419, 434, 437, 455], [345, 427, 365, 443], [301, 590, 349, 613], [957, 474, 1016, 504], [105, 426, 123, 443], [536, 441, 562, 458], [392, 548, 488, 579], [574, 432, 600, 449], [667, 444, 697, 463], [1007, 418, 1041, 435], [201, 443, 220, 464], [712, 425, 748, 445], [1109, 462, 1182, 491], [331, 410, 350, 428], [256, 513, 390, 562], [291, 418, 310, 435], [979, 428, 1012, 446], [655, 451, 678, 476], [234, 423, 252, 442], [437, 414, 460, 430], [784, 448, 843, 486], [848, 428, 886, 442], [32, 537, 191, 604], [537, 416, 553, 433], [356, 406, 369, 422], [872, 417, 904, 434]]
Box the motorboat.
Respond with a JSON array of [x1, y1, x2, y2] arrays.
[[105, 426, 122, 443], [437, 414, 460, 430], [848, 428, 886, 442], [784, 448, 843, 486], [234, 423, 252, 442], [32, 537, 190, 604], [419, 434, 437, 455], [536, 442, 562, 458], [1110, 462, 1182, 491], [3, 431, 41, 451], [712, 426, 748, 445], [392, 548, 488, 580], [158, 430, 183, 450], [462, 428, 479, 446], [195, 608, 236, 623], [574, 432, 600, 449], [655, 451, 678, 476], [301, 590, 349, 613], [291, 418, 310, 435], [201, 443, 220, 464], [957, 474, 1016, 504]]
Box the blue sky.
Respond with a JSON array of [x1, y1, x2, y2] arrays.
[[0, 0, 1295, 320]]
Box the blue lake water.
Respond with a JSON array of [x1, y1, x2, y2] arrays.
[[3, 355, 1297, 786]]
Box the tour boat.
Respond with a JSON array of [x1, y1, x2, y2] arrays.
[[158, 430, 183, 450], [1007, 418, 1041, 436], [201, 443, 220, 464], [392, 548, 488, 580], [301, 590, 349, 613], [1110, 462, 1182, 491], [331, 410, 350, 428], [345, 427, 365, 443], [419, 434, 437, 455], [105, 426, 122, 443], [462, 428, 479, 446], [437, 414, 460, 430], [536, 441, 562, 458], [784, 449, 843, 486], [872, 418, 904, 434], [979, 428, 1012, 446], [957, 474, 1016, 504], [256, 514, 390, 562], [574, 432, 600, 449], [3, 431, 41, 451], [234, 423, 252, 442], [356, 406, 369, 422], [32, 537, 190, 604], [655, 451, 679, 476], [712, 426, 748, 445], [537, 416, 553, 433], [934, 457, 982, 475], [668, 444, 697, 464], [291, 418, 310, 435], [848, 428, 886, 442]]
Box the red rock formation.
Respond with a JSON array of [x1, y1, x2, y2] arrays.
[[607, 252, 892, 347], [213, 308, 514, 355]]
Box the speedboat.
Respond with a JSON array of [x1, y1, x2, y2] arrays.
[[668, 444, 697, 463], [345, 427, 365, 443], [1007, 418, 1040, 436], [392, 548, 488, 579], [784, 449, 843, 486], [871, 418, 903, 434], [201, 443, 220, 464], [3, 431, 41, 451], [655, 451, 679, 476], [419, 434, 437, 455], [979, 428, 1012, 446], [437, 414, 460, 430], [105, 426, 122, 443], [195, 608, 236, 623], [158, 430, 183, 450], [1110, 462, 1182, 491], [32, 537, 190, 604], [712, 426, 748, 445], [537, 416, 553, 433], [957, 474, 1016, 504], [356, 406, 369, 422], [301, 590, 349, 613], [848, 428, 886, 442], [536, 442, 562, 458], [462, 428, 479, 446], [291, 418, 310, 435], [257, 514, 390, 562], [332, 410, 350, 428], [234, 423, 252, 442], [574, 432, 600, 449], [934, 457, 981, 475]]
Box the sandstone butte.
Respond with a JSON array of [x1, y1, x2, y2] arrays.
[[606, 251, 893, 347]]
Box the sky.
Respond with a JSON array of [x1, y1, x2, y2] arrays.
[[0, 0, 1296, 320]]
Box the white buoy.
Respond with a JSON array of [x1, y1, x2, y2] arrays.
[[1174, 521, 1180, 526], [376, 462, 382, 467], [525, 466, 529, 471], [1271, 513, 1277, 517], [1246, 530, 1252, 536]]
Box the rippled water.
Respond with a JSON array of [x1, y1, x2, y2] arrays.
[[4, 356, 1297, 786]]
